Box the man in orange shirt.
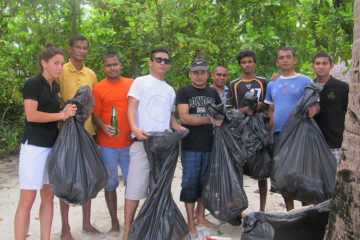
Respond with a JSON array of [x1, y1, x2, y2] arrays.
[[92, 53, 133, 235]]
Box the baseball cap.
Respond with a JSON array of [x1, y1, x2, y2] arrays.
[[190, 59, 208, 71]]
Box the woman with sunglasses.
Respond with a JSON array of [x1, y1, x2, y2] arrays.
[[14, 42, 77, 240]]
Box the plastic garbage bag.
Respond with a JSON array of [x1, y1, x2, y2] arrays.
[[48, 86, 108, 205], [271, 83, 337, 204], [243, 146, 272, 180], [242, 200, 331, 240], [202, 103, 248, 223], [128, 130, 189, 240]]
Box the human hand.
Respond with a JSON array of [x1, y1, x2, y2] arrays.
[[62, 104, 77, 120], [176, 126, 188, 132], [239, 106, 254, 116], [270, 72, 281, 81], [307, 105, 319, 118], [132, 127, 149, 140], [102, 125, 116, 136], [211, 118, 223, 126]]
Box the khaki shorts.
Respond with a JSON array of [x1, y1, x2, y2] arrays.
[[125, 142, 151, 200]]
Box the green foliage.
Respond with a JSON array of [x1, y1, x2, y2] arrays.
[[0, 0, 354, 156]]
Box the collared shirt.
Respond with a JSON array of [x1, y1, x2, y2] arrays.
[[210, 85, 229, 106], [22, 74, 60, 147], [314, 76, 349, 148], [56, 60, 97, 135]]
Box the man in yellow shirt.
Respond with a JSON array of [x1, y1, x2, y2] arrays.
[[56, 34, 99, 240]]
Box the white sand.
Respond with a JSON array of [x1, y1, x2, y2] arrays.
[[0, 155, 301, 240]]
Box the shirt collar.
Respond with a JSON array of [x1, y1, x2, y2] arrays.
[[314, 75, 335, 86], [67, 60, 86, 73]]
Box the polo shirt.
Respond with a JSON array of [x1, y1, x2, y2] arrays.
[[314, 76, 349, 148], [22, 75, 60, 147], [56, 60, 97, 135], [92, 77, 134, 148], [210, 85, 229, 105]]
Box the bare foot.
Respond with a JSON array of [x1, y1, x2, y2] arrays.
[[60, 231, 74, 240], [197, 218, 217, 229], [109, 229, 120, 237], [82, 224, 101, 234]]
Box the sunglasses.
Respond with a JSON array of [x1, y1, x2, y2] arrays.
[[153, 57, 170, 65]]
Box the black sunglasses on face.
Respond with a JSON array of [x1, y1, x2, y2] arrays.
[[153, 57, 170, 65]]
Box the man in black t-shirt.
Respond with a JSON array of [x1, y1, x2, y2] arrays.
[[312, 52, 349, 163], [176, 59, 222, 236], [226, 50, 269, 212]]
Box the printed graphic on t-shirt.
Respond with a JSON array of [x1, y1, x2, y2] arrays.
[[189, 96, 216, 117]]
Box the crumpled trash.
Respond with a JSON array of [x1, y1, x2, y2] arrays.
[[271, 83, 337, 204], [128, 130, 189, 240], [48, 86, 108, 205], [242, 200, 331, 240]]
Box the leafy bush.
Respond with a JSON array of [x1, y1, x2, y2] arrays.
[[0, 125, 22, 157]]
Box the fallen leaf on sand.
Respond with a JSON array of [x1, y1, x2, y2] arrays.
[[71, 204, 76, 207], [0, 187, 3, 190], [35, 217, 40, 220], [0, 218, 3, 222]]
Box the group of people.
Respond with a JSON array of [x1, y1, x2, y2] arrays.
[[14, 32, 349, 240]]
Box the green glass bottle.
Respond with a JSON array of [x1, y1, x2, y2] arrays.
[[111, 106, 118, 137]]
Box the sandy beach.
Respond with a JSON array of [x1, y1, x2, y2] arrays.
[[0, 154, 302, 240]]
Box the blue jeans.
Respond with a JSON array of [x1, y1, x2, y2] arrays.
[[100, 146, 130, 190], [180, 150, 211, 203]]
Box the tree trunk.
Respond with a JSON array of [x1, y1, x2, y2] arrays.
[[324, 0, 360, 239]]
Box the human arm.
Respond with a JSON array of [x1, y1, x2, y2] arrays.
[[24, 99, 76, 123], [92, 114, 115, 136], [170, 113, 187, 132], [127, 96, 149, 140], [177, 103, 212, 126], [268, 104, 274, 135]]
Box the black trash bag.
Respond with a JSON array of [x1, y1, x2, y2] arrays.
[[243, 91, 258, 112], [271, 83, 337, 204], [48, 86, 108, 205], [128, 130, 189, 240], [241, 200, 331, 240], [201, 103, 248, 223], [243, 146, 272, 180]]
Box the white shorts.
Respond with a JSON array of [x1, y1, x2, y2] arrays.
[[19, 141, 52, 190]]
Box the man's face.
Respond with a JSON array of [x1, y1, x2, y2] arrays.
[[149, 52, 170, 76], [68, 40, 89, 62], [312, 57, 334, 77], [276, 50, 296, 71], [239, 56, 256, 75], [189, 70, 209, 88], [103, 57, 122, 81], [211, 67, 228, 88]]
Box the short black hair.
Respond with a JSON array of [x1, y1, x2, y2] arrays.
[[150, 47, 169, 60], [236, 50, 256, 64], [103, 53, 121, 63], [212, 65, 227, 73], [312, 52, 333, 65], [276, 47, 296, 59], [69, 34, 89, 47]]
